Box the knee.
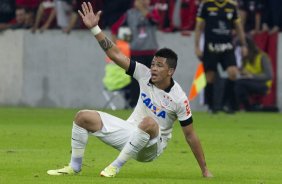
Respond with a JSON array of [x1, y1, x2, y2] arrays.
[[139, 117, 159, 138], [227, 67, 238, 80], [205, 71, 215, 83], [75, 110, 89, 124], [74, 110, 101, 131]]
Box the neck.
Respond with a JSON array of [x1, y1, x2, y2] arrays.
[[153, 78, 172, 91]]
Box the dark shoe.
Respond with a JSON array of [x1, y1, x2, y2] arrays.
[[222, 106, 235, 114]]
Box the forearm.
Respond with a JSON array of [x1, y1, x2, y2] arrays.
[[194, 21, 204, 48], [44, 9, 56, 27], [235, 22, 247, 46], [65, 12, 78, 32], [186, 132, 208, 173], [94, 30, 129, 70], [254, 13, 261, 31]]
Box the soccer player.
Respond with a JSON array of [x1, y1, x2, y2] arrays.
[[47, 2, 213, 178], [194, 0, 248, 113]]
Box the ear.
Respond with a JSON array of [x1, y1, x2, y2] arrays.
[[168, 68, 175, 76]]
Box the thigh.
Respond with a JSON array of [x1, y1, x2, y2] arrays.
[[237, 79, 268, 94], [92, 111, 136, 151], [203, 50, 220, 72], [220, 50, 237, 70]]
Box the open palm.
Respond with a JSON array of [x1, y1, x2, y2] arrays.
[[78, 2, 101, 29]]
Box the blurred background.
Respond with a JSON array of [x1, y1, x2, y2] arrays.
[[0, 0, 281, 112]]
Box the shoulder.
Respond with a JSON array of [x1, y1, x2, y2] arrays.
[[170, 81, 188, 103], [260, 52, 270, 62]]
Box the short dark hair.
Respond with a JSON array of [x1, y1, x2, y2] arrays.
[[155, 48, 178, 69]]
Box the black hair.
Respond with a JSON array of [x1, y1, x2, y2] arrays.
[[154, 47, 178, 69], [244, 37, 260, 65]]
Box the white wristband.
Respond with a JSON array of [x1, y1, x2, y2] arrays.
[[90, 25, 101, 36]]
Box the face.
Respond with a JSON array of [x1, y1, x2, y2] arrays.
[[150, 56, 174, 84], [16, 9, 26, 24]]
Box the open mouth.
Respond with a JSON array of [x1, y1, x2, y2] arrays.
[[151, 73, 157, 80]]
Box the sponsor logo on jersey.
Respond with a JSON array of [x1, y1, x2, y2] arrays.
[[141, 92, 166, 119]]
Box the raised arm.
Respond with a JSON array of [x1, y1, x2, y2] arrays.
[[182, 124, 213, 178], [78, 2, 130, 71]]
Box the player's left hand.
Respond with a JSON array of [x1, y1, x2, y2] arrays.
[[203, 169, 213, 178], [78, 2, 101, 29]]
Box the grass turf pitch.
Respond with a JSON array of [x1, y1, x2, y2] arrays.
[[0, 107, 281, 184]]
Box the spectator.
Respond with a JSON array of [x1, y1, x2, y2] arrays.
[[10, 7, 29, 29], [31, 0, 79, 34], [31, 0, 58, 33], [234, 37, 273, 111], [153, 0, 197, 33], [111, 0, 160, 108], [0, 7, 31, 31], [238, 0, 263, 35]]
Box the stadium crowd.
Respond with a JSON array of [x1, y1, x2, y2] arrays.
[[1, 0, 281, 33]]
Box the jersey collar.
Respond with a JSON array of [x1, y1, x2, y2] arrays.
[[149, 78, 175, 93], [214, 0, 228, 7]]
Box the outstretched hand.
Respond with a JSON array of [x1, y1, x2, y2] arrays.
[[78, 2, 102, 29]]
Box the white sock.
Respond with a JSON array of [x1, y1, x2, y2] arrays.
[[70, 122, 88, 172], [111, 128, 150, 169]]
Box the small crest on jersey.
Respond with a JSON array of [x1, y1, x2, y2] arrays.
[[227, 12, 233, 20], [161, 95, 172, 107]]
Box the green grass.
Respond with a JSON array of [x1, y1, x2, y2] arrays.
[[0, 107, 282, 184]]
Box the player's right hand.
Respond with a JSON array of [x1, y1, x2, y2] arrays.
[[78, 2, 102, 29]]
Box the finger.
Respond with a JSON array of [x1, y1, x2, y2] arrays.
[[82, 2, 87, 15], [87, 2, 93, 13], [96, 10, 102, 19], [84, 1, 90, 14], [78, 10, 84, 18]]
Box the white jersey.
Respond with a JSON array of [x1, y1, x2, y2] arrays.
[[126, 61, 193, 143]]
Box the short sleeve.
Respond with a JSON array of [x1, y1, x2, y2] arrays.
[[197, 2, 207, 21], [177, 97, 192, 122], [126, 60, 151, 81], [233, 5, 240, 22]]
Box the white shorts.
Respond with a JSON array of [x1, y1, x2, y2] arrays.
[[92, 111, 166, 162]]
